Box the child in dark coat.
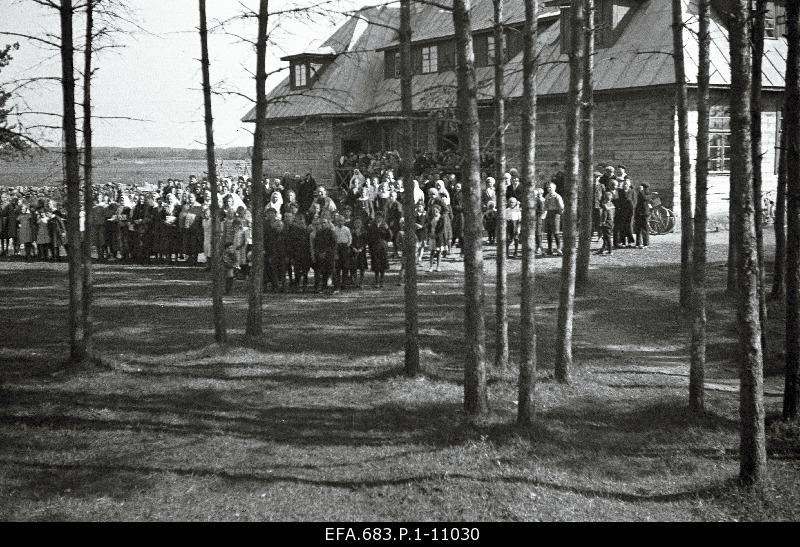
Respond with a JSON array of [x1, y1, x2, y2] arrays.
[[313, 215, 337, 292], [426, 205, 446, 272], [223, 241, 238, 294], [483, 201, 497, 245], [367, 211, 392, 288], [596, 191, 616, 255], [350, 217, 369, 289]]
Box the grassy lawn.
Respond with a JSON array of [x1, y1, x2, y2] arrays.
[[0, 231, 798, 521]]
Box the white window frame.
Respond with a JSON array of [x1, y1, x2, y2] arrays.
[[708, 105, 731, 173], [293, 63, 307, 87], [421, 46, 438, 74]]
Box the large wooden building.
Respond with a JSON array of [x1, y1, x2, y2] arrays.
[[243, 0, 787, 220]]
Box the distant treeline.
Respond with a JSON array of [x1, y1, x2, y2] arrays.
[[31, 146, 252, 161]]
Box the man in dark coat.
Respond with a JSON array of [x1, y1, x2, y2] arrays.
[[298, 173, 317, 213], [633, 183, 651, 248], [598, 165, 616, 192]]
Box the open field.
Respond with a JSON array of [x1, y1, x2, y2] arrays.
[[0, 156, 250, 187], [0, 231, 798, 521]]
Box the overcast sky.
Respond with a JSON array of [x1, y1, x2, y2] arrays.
[[1, 0, 371, 149]]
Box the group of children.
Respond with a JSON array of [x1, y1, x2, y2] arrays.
[[221, 208, 395, 295], [0, 199, 68, 261]]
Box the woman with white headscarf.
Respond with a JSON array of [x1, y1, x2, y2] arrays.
[[413, 179, 424, 205], [435, 179, 450, 202], [268, 190, 283, 219], [350, 168, 366, 190]]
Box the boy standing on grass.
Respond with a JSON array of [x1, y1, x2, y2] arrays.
[[367, 211, 392, 288], [543, 182, 564, 256], [350, 217, 369, 289], [333, 214, 352, 292], [426, 205, 446, 273], [314, 215, 337, 293], [596, 191, 615, 256], [505, 197, 522, 258], [223, 241, 238, 294], [483, 201, 497, 245]]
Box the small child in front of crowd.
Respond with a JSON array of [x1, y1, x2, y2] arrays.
[[333, 214, 352, 291], [483, 201, 497, 245], [367, 211, 392, 288], [223, 241, 238, 294], [350, 217, 368, 289], [505, 197, 522, 258], [597, 191, 616, 256], [232, 218, 249, 279], [16, 205, 33, 261], [314, 215, 337, 293], [287, 213, 311, 292], [426, 205, 446, 273]]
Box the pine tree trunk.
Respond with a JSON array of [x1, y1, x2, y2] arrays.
[[400, 0, 420, 377], [199, 0, 227, 345], [453, 0, 488, 417], [61, 0, 85, 364], [752, 0, 768, 357], [772, 107, 787, 300], [246, 0, 269, 338], [729, 0, 767, 486], [575, 0, 594, 294], [81, 0, 94, 361], [690, 0, 711, 414], [672, 0, 693, 311], [783, 0, 800, 421], [517, 0, 538, 426], [493, 0, 509, 370], [554, 0, 584, 384]]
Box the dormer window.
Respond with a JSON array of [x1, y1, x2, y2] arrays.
[[293, 63, 308, 88], [282, 48, 336, 90], [560, 0, 638, 54]]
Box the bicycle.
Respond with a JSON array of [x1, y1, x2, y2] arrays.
[[647, 192, 675, 235]]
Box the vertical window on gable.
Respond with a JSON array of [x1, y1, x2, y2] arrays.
[[394, 52, 401, 77], [293, 63, 307, 88], [487, 35, 496, 64], [764, 1, 786, 39], [421, 45, 438, 73], [560, 8, 572, 55], [709, 105, 731, 173]]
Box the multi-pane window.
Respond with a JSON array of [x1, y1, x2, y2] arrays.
[[394, 51, 401, 78], [764, 1, 788, 39], [293, 63, 307, 88], [765, 4, 777, 38], [709, 105, 731, 172], [421, 46, 437, 73], [487, 35, 495, 65]]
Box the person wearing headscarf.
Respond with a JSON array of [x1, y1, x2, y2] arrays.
[[268, 190, 284, 219]]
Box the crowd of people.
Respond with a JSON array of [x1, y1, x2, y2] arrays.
[[0, 161, 655, 293]]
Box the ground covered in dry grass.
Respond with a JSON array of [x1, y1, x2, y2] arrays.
[[0, 231, 798, 521]]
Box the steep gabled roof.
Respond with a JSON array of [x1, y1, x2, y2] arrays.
[[243, 5, 398, 122], [244, 0, 787, 123], [381, 1, 559, 47]]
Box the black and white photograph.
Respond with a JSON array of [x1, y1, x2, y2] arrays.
[[0, 0, 798, 523]]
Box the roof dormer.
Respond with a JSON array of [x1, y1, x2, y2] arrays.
[[281, 46, 337, 90], [548, 0, 641, 54]]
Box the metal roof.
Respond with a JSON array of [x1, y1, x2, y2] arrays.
[[243, 0, 788, 123]]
